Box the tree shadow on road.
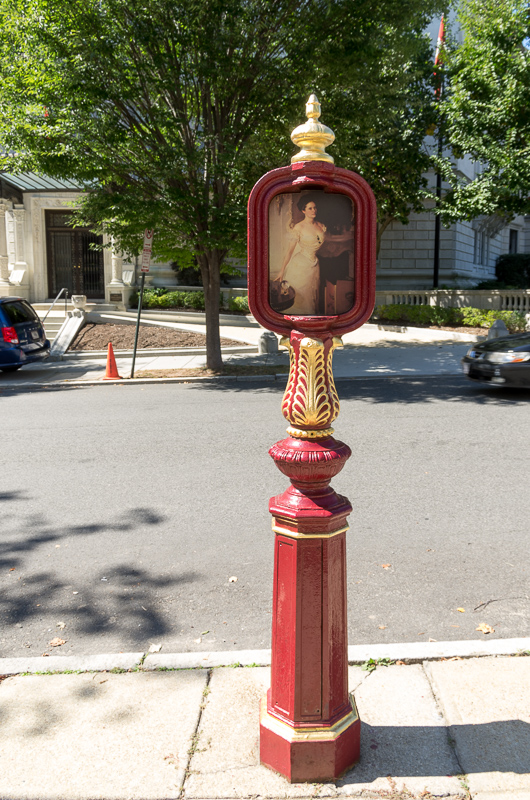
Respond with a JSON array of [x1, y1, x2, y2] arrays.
[[337, 376, 530, 405], [179, 374, 530, 405], [0, 359, 110, 397], [0, 501, 201, 655]]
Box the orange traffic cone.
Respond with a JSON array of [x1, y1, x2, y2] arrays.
[[103, 342, 122, 380]]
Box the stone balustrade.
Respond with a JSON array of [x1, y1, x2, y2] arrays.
[[375, 289, 530, 313]]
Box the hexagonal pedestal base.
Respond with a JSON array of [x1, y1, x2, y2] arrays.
[[260, 694, 361, 783]]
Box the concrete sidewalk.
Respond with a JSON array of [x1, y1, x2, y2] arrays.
[[0, 321, 481, 386], [1, 644, 529, 799]]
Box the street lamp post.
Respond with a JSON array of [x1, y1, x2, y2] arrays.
[[247, 96, 377, 783]]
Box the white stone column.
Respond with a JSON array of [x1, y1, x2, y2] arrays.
[[13, 207, 27, 270], [0, 202, 10, 287], [105, 237, 131, 309], [110, 241, 124, 285], [0, 202, 19, 296]]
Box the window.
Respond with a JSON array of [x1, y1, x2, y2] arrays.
[[474, 230, 489, 265], [509, 229, 519, 254], [2, 301, 39, 324], [473, 230, 482, 264]]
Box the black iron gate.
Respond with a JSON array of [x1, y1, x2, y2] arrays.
[[46, 211, 105, 298]]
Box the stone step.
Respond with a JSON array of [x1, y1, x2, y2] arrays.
[[33, 302, 117, 341], [42, 322, 64, 331], [32, 302, 118, 313]]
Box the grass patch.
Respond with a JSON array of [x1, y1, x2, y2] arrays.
[[361, 657, 394, 673]]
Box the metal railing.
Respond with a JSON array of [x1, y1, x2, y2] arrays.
[[41, 288, 69, 322]]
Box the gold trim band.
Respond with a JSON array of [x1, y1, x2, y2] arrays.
[[287, 426, 334, 439], [272, 520, 349, 539], [260, 695, 359, 742]]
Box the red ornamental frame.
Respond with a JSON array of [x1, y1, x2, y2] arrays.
[[247, 159, 377, 337]]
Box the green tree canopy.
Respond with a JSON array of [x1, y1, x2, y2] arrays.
[[440, 0, 530, 223], [0, 0, 444, 368]]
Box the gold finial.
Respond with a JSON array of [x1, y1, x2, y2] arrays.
[[291, 94, 335, 164]]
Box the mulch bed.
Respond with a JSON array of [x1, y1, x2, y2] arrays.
[[69, 323, 242, 351], [135, 364, 290, 379]]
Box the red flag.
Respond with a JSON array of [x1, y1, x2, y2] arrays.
[[434, 15, 445, 99], [434, 15, 445, 67]]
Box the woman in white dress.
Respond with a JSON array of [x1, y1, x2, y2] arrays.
[[276, 194, 326, 315]]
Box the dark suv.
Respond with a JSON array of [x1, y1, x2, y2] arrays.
[[0, 297, 50, 372]]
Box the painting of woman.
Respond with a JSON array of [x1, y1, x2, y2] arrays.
[[269, 190, 355, 316], [273, 193, 326, 315]]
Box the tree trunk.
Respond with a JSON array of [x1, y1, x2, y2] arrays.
[[199, 251, 223, 372], [376, 215, 394, 257]]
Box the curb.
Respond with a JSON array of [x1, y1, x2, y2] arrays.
[[1, 638, 528, 676], [0, 652, 144, 675], [0, 372, 473, 388], [0, 372, 471, 389]]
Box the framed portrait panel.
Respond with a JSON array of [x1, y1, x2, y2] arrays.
[[247, 160, 376, 338], [268, 190, 355, 317]]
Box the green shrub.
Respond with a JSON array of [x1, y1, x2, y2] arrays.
[[374, 304, 456, 326], [228, 295, 250, 314], [129, 287, 160, 308], [144, 290, 206, 310], [128, 288, 206, 311], [459, 307, 526, 333], [495, 254, 530, 289], [473, 279, 516, 290], [128, 287, 251, 314], [373, 304, 526, 333]]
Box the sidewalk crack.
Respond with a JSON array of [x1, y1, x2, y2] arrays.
[[421, 661, 469, 798], [178, 668, 212, 799]]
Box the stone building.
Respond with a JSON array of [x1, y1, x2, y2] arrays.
[[2, 118, 528, 303], [0, 172, 137, 309], [376, 16, 530, 291], [377, 168, 530, 291]]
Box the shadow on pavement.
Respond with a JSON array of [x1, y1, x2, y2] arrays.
[[338, 376, 530, 405], [0, 359, 107, 396], [182, 374, 530, 405], [340, 720, 530, 784], [0, 501, 201, 652], [0, 503, 165, 572], [1, 564, 199, 643]]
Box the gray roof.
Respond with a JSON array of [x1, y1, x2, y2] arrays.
[[0, 171, 84, 192]]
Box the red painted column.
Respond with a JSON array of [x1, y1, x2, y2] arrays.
[[259, 332, 360, 782], [247, 97, 377, 783]]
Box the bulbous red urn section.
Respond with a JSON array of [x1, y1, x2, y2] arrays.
[[269, 436, 352, 534]]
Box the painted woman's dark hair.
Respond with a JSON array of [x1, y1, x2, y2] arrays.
[[297, 192, 319, 212]]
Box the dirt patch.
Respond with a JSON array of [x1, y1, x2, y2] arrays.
[[69, 323, 243, 351], [135, 364, 289, 379], [433, 326, 486, 334]]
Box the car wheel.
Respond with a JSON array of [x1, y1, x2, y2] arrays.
[[1, 365, 22, 372]]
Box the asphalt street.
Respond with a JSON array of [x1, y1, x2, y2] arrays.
[[1, 377, 529, 658]]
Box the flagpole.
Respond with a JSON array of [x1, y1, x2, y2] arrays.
[[433, 135, 442, 289], [433, 15, 445, 290]]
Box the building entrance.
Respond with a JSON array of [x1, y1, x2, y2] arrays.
[[46, 211, 104, 298]]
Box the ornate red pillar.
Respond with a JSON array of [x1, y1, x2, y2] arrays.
[[247, 94, 377, 783], [260, 332, 359, 782]]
